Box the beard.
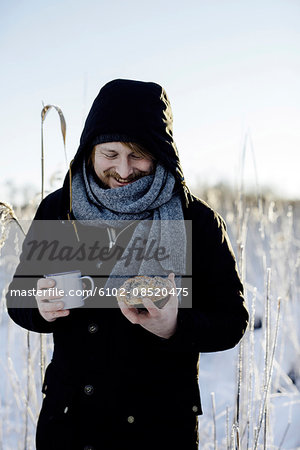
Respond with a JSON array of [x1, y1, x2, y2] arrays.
[[100, 167, 154, 187]]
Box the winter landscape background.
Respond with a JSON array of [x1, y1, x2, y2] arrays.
[[0, 178, 299, 450], [1, 1, 300, 448]]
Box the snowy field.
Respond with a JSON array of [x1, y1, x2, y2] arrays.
[[0, 188, 300, 449]]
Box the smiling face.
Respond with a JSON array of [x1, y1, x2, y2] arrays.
[[91, 142, 155, 188]]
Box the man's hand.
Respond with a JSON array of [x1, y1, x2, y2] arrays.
[[118, 273, 178, 339], [36, 278, 70, 322]]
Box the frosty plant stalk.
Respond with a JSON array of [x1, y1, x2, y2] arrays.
[[0, 202, 25, 249], [40, 104, 67, 383], [40, 104, 67, 201]]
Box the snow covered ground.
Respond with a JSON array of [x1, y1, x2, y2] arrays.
[[1, 194, 300, 449]]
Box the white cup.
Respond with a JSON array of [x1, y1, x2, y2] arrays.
[[44, 270, 95, 309]]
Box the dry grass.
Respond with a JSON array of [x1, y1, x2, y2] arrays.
[[194, 183, 300, 449]]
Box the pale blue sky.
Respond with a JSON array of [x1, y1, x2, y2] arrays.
[[1, 0, 300, 202]]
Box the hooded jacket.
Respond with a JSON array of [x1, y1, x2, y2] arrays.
[[6, 79, 249, 450]]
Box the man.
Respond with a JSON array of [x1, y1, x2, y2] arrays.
[[6, 79, 249, 450]]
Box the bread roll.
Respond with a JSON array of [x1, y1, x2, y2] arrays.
[[116, 275, 173, 308]]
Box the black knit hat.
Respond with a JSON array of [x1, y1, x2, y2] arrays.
[[70, 79, 192, 206], [91, 134, 133, 148]]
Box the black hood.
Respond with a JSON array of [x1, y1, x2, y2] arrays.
[[67, 79, 192, 209]]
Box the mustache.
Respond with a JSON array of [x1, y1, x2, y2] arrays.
[[103, 169, 151, 182]]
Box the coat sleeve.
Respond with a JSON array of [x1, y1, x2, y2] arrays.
[[159, 204, 249, 353], [5, 196, 59, 334]]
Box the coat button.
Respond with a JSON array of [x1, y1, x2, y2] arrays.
[[84, 385, 94, 396], [127, 416, 135, 423], [192, 405, 198, 413], [88, 323, 99, 334]]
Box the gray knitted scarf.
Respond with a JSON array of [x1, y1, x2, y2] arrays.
[[72, 161, 186, 290]]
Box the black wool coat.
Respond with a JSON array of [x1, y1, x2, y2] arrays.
[[6, 187, 249, 450]]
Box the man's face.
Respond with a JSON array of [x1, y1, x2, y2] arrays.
[[92, 142, 154, 188]]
